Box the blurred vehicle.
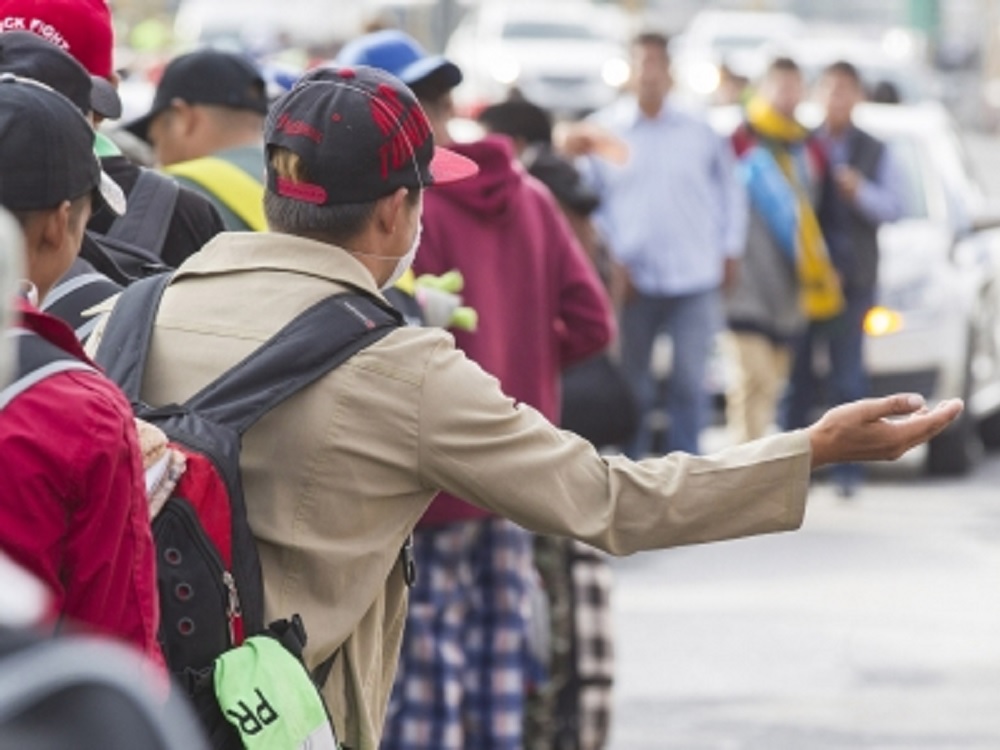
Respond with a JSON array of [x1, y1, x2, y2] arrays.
[[174, 0, 364, 50], [671, 10, 805, 105], [445, 1, 631, 118], [712, 101, 1000, 474]]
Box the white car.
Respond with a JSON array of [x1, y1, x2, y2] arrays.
[[713, 102, 1000, 474], [445, 1, 631, 117], [671, 10, 805, 104]]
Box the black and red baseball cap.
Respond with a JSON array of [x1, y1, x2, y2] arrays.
[[264, 65, 477, 206]]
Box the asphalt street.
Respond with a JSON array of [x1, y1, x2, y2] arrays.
[[608, 446, 1000, 750]]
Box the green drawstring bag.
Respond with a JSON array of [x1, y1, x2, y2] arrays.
[[213, 635, 338, 750]]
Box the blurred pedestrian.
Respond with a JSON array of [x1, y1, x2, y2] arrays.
[[0, 0, 225, 269], [85, 63, 964, 750], [724, 57, 840, 443], [480, 96, 621, 750], [336, 31, 614, 750], [581, 31, 748, 457], [0, 76, 160, 664], [124, 49, 269, 231], [784, 60, 903, 496]]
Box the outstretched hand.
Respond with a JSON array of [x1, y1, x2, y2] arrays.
[[808, 394, 964, 469]]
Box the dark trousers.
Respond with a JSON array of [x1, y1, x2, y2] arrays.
[[784, 290, 874, 486]]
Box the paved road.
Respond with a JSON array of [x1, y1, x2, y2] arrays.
[[608, 449, 1000, 749]]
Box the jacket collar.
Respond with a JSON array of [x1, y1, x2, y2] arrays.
[[174, 231, 387, 300]]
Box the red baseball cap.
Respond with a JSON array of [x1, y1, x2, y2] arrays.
[[0, 0, 114, 79]]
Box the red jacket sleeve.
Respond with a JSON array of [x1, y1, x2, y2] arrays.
[[61, 372, 162, 665]]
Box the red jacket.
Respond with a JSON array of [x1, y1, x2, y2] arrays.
[[0, 302, 162, 664], [414, 135, 614, 526]]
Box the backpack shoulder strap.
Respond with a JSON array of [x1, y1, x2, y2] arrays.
[[0, 328, 96, 410], [42, 258, 123, 342], [105, 169, 180, 258], [165, 157, 266, 232], [185, 292, 403, 435], [92, 273, 173, 403]]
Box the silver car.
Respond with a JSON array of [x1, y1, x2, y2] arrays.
[[445, 2, 631, 118]]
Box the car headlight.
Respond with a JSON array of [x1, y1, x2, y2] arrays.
[[682, 61, 721, 96], [601, 57, 630, 88], [489, 57, 521, 85], [864, 306, 905, 337]]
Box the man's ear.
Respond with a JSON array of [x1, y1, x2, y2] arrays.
[[21, 202, 71, 301], [170, 99, 198, 137], [35, 201, 72, 258], [373, 188, 411, 236]]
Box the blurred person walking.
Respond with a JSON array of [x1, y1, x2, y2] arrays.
[[784, 61, 903, 496], [336, 32, 614, 750], [480, 97, 628, 750], [582, 31, 748, 457], [725, 57, 841, 443], [125, 49, 269, 232], [0, 76, 160, 664]]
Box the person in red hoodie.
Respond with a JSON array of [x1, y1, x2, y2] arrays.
[[0, 77, 161, 665], [336, 31, 614, 750]]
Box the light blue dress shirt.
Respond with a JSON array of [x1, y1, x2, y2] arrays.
[[585, 97, 748, 297]]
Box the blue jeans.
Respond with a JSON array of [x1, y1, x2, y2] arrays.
[[784, 291, 874, 486], [620, 289, 719, 457]]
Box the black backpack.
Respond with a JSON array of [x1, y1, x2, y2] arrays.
[[43, 169, 179, 341], [94, 273, 403, 747], [88, 169, 179, 284]]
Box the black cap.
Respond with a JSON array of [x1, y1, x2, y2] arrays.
[[264, 66, 477, 206], [0, 31, 121, 119], [125, 49, 269, 142], [0, 74, 124, 215]]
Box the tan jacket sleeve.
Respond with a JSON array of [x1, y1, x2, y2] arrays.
[[416, 340, 811, 555]]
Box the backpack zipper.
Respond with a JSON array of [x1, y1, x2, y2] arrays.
[[222, 570, 242, 645]]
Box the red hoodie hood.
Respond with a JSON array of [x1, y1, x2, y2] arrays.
[[430, 135, 522, 217]]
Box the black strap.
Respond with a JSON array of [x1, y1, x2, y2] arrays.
[[42, 258, 123, 342], [93, 272, 172, 403], [95, 274, 403, 434], [185, 292, 401, 435], [0, 329, 96, 410], [105, 169, 180, 258]]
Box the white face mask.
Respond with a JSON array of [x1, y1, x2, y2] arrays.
[[381, 221, 422, 291]]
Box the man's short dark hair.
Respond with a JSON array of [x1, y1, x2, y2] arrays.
[[631, 31, 669, 52], [264, 146, 419, 245], [766, 56, 801, 76], [264, 191, 378, 246], [477, 99, 553, 145], [409, 67, 459, 106], [823, 60, 863, 86]]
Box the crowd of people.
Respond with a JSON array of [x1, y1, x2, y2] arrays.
[[0, 1, 964, 748]]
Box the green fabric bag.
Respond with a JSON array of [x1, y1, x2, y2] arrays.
[[213, 636, 338, 750]]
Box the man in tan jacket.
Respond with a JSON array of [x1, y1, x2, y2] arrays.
[[90, 67, 961, 750]]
